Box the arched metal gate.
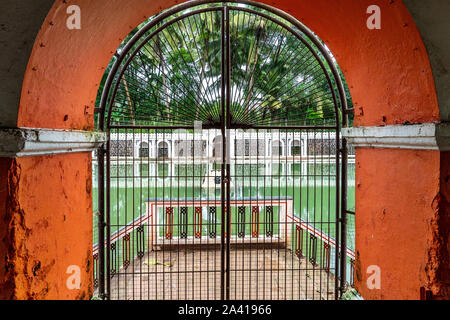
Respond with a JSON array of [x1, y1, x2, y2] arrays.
[[95, 0, 351, 300]]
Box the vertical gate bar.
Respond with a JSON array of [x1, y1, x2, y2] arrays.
[[115, 128, 119, 299], [263, 132, 268, 299], [334, 124, 341, 300], [138, 129, 142, 301], [274, 130, 280, 300], [340, 137, 348, 295], [176, 132, 180, 300], [256, 129, 260, 299], [93, 253, 99, 288], [106, 135, 111, 299], [220, 6, 226, 301], [131, 127, 135, 300], [155, 129, 159, 300], [326, 130, 332, 298], [296, 132, 301, 300], [312, 130, 317, 297], [147, 128, 150, 300], [338, 51, 349, 299], [97, 142, 105, 299], [191, 130, 194, 300], [350, 259, 355, 287], [225, 4, 232, 301], [283, 131, 287, 300], [178, 130, 182, 300], [319, 128, 324, 296], [123, 129, 127, 300], [163, 131, 166, 300]]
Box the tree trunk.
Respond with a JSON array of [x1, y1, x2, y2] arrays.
[[122, 77, 135, 125], [243, 38, 260, 123]]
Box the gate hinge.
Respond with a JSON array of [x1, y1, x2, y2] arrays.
[[97, 221, 106, 228], [97, 142, 107, 151]]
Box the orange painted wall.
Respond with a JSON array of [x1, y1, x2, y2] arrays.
[[18, 0, 439, 131], [0, 154, 92, 300], [354, 148, 442, 299], [0, 158, 13, 295], [436, 152, 450, 298], [12, 0, 444, 300]]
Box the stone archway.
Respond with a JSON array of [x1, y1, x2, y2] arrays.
[[0, 0, 448, 300]]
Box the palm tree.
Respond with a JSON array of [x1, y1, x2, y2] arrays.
[[95, 5, 352, 128]]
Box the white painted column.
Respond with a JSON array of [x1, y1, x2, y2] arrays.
[[284, 199, 293, 250], [287, 138, 292, 157]]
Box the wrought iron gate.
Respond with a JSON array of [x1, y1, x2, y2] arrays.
[[95, 0, 351, 300]]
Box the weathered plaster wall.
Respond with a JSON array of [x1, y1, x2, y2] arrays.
[[403, 0, 450, 122], [354, 148, 447, 299], [0, 0, 54, 127], [0, 154, 92, 300], [0, 158, 13, 294], [436, 152, 450, 298]]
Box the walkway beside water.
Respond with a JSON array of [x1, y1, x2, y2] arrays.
[[109, 248, 335, 300]]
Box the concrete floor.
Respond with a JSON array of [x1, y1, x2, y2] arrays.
[[108, 248, 336, 300]]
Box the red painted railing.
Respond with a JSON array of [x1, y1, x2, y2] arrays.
[[295, 225, 304, 257], [194, 207, 202, 238], [287, 214, 356, 261], [165, 207, 174, 239], [251, 206, 260, 238]]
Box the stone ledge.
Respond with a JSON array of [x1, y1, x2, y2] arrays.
[[0, 127, 106, 157], [342, 123, 450, 151]]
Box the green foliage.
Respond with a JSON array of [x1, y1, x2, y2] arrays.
[[95, 4, 353, 129], [341, 288, 363, 300]]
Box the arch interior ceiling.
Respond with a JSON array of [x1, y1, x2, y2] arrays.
[[103, 2, 342, 129]]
